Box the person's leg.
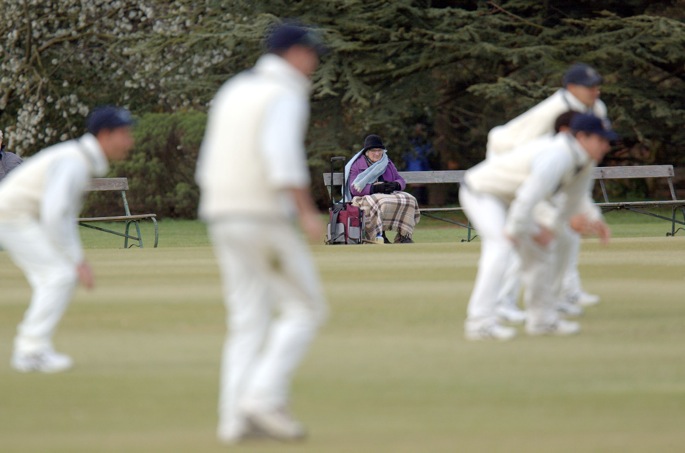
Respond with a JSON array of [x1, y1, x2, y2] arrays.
[[459, 187, 516, 340], [394, 192, 420, 242], [561, 228, 600, 307], [210, 221, 273, 442], [241, 222, 327, 433], [0, 222, 78, 371], [519, 235, 580, 336], [495, 251, 526, 323], [555, 225, 584, 316]]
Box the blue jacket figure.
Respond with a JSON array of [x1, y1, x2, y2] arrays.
[[402, 122, 434, 204]]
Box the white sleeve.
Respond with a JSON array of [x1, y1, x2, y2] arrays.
[[41, 159, 89, 264], [260, 93, 311, 189], [486, 94, 562, 158], [505, 150, 573, 238], [564, 169, 603, 222]]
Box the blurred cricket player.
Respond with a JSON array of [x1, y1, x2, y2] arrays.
[[0, 106, 135, 373], [461, 114, 615, 341], [196, 22, 328, 444], [486, 63, 609, 323]]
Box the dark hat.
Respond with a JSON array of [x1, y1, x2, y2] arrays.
[[87, 106, 134, 135], [562, 63, 603, 87], [570, 113, 619, 141], [362, 134, 386, 152], [266, 22, 328, 56]]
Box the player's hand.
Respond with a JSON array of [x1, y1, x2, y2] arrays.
[[77, 260, 94, 290], [569, 214, 590, 233], [300, 210, 324, 243], [533, 226, 555, 247], [590, 220, 611, 245], [505, 233, 518, 247]]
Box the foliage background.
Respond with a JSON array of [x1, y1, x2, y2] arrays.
[[2, 0, 684, 217]]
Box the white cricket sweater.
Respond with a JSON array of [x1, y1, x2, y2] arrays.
[[0, 134, 109, 263], [486, 89, 608, 158], [196, 54, 312, 221], [465, 133, 601, 236]]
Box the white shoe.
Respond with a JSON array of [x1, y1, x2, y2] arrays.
[[11, 350, 73, 373], [218, 420, 268, 445], [526, 319, 580, 336], [496, 305, 527, 324], [465, 322, 517, 341], [577, 292, 600, 307], [242, 405, 306, 441], [557, 299, 583, 317]]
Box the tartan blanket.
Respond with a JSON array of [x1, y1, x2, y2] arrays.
[[351, 192, 420, 240]]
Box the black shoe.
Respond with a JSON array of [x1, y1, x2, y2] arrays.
[[394, 234, 414, 244], [382, 232, 391, 244]]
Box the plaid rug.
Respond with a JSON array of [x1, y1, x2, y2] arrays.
[[351, 192, 420, 240]]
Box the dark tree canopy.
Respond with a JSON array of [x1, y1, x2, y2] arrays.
[[1, 0, 683, 215]]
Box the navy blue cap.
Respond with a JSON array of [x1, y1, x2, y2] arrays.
[[563, 63, 603, 87], [570, 113, 619, 141], [87, 106, 134, 135], [266, 23, 328, 56]]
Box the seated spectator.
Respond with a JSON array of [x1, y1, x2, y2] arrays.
[[0, 130, 23, 183], [344, 134, 420, 243]]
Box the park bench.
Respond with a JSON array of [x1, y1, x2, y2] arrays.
[[592, 164, 685, 236], [78, 177, 159, 248], [323, 164, 685, 239]]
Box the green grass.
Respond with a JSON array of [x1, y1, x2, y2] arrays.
[[1, 215, 685, 452], [76, 208, 685, 249]]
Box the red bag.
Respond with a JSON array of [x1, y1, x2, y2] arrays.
[[327, 203, 364, 244], [325, 156, 365, 245]]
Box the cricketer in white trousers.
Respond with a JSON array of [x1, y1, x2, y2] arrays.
[[460, 128, 607, 332], [459, 186, 564, 327], [0, 220, 78, 355], [495, 202, 584, 312], [0, 133, 110, 358], [197, 52, 328, 439], [209, 219, 327, 435], [487, 87, 608, 315]]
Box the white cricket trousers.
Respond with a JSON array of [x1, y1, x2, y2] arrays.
[[496, 217, 583, 308], [209, 219, 327, 434], [460, 186, 514, 327], [459, 186, 560, 327], [0, 220, 78, 355]]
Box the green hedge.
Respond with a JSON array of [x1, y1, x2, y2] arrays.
[[82, 111, 206, 219]]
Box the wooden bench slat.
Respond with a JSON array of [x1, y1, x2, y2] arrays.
[[323, 170, 466, 186], [592, 165, 674, 179], [78, 214, 157, 222], [87, 177, 129, 191], [597, 201, 685, 208], [420, 207, 464, 212]]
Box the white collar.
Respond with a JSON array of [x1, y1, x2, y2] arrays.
[[253, 54, 312, 95], [77, 134, 110, 177], [561, 132, 594, 168], [559, 89, 594, 113]]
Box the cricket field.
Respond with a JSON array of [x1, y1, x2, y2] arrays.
[[1, 215, 684, 452]]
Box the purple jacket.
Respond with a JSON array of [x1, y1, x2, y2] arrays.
[[348, 155, 406, 197]]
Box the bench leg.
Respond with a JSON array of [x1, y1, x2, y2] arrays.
[[151, 217, 159, 248], [123, 218, 158, 248], [124, 220, 144, 248], [667, 206, 685, 237]]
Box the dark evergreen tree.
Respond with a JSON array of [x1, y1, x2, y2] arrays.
[[2, 0, 683, 214]]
